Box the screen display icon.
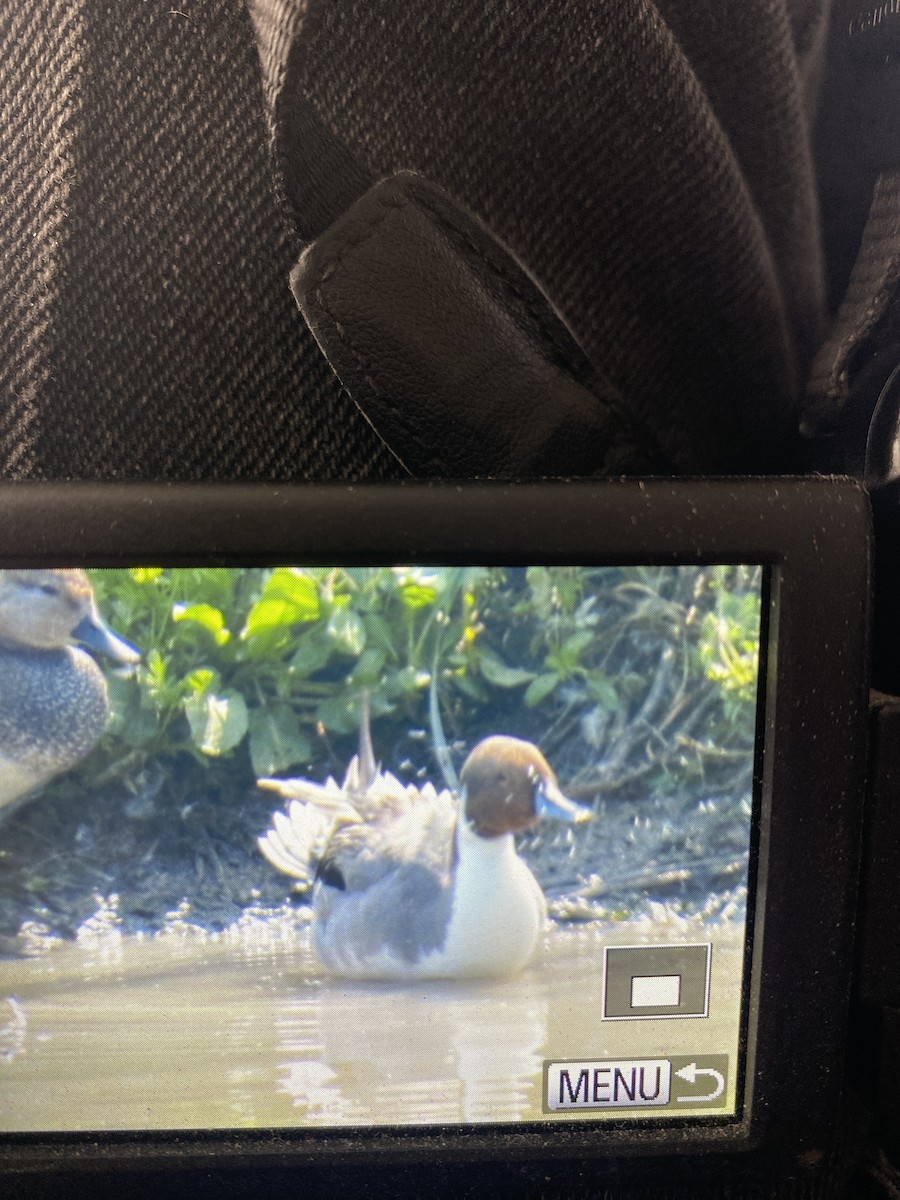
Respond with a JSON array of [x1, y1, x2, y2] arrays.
[[545, 1054, 729, 1111], [603, 944, 712, 1020], [631, 974, 681, 1008]]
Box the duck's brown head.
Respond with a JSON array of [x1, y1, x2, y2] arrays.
[[460, 735, 591, 838]]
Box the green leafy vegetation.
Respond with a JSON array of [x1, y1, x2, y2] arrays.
[[81, 566, 487, 799], [73, 562, 763, 811]]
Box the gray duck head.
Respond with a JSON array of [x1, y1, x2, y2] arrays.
[[0, 570, 139, 813], [0, 569, 139, 663]]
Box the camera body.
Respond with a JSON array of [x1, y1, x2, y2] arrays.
[[0, 478, 871, 1196]]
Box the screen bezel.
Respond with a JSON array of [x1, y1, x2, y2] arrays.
[[0, 478, 870, 1186]]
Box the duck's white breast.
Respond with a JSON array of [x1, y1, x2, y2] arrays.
[[431, 824, 546, 979], [312, 824, 545, 981]]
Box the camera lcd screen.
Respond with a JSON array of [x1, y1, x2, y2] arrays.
[[0, 561, 764, 1133]]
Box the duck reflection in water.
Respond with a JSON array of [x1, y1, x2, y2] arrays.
[[258, 708, 591, 980], [275, 977, 549, 1126], [0, 569, 139, 813]]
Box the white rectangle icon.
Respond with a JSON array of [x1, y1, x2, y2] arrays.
[[631, 973, 681, 1008], [547, 1059, 672, 1110]]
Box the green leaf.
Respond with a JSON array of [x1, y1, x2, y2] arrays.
[[455, 671, 488, 702], [327, 606, 366, 656], [184, 689, 248, 756], [586, 673, 620, 711], [248, 707, 313, 776], [173, 603, 230, 646], [241, 569, 320, 640], [146, 648, 167, 689], [382, 665, 419, 700], [131, 567, 164, 583], [562, 629, 595, 658], [314, 695, 357, 735], [526, 566, 553, 618], [362, 612, 395, 652], [242, 599, 302, 639], [184, 667, 218, 696], [524, 672, 559, 707], [264, 568, 322, 616], [478, 651, 535, 689], [290, 629, 334, 675], [400, 581, 439, 611], [105, 669, 161, 745], [106, 677, 158, 747], [349, 646, 387, 684]]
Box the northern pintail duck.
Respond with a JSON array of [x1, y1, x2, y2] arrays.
[[0, 569, 139, 811], [258, 732, 591, 979]]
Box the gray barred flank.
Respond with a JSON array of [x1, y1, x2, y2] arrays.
[[317, 862, 452, 968]]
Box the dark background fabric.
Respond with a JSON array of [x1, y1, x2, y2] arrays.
[[0, 0, 397, 482], [2, 0, 833, 481], [253, 0, 831, 474]]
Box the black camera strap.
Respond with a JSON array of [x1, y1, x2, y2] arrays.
[[249, 0, 820, 478], [291, 171, 657, 478]]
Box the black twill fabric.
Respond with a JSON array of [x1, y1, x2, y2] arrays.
[[251, 0, 831, 475], [0, 0, 83, 477], [0, 0, 398, 482], [1, 0, 831, 478]]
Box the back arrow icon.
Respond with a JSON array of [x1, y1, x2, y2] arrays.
[[675, 1062, 725, 1102]]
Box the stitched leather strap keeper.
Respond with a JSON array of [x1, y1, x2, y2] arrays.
[[291, 173, 656, 478]]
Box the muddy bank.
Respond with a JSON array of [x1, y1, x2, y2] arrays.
[[0, 749, 750, 952]]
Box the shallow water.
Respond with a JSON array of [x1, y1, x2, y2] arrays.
[[0, 911, 744, 1132]]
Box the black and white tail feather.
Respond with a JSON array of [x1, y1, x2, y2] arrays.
[[257, 692, 458, 890]]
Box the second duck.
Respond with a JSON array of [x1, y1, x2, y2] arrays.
[[0, 568, 139, 813]]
